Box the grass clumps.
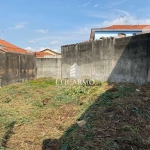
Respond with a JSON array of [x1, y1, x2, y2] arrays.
[[60, 84, 150, 150], [0, 78, 150, 150], [0, 78, 103, 149]]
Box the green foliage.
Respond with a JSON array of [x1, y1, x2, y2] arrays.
[[96, 85, 135, 106], [93, 80, 102, 86], [60, 143, 70, 150], [18, 117, 32, 125], [25, 78, 56, 87], [54, 85, 99, 105], [64, 125, 79, 137], [0, 145, 5, 150], [1, 78, 147, 150], [5, 121, 16, 129], [118, 85, 135, 96], [2, 97, 12, 103]]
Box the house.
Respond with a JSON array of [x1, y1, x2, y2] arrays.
[[90, 25, 150, 40], [33, 51, 53, 58], [0, 39, 29, 54], [0, 40, 36, 86], [34, 49, 61, 58]]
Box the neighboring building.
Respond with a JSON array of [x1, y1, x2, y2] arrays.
[[90, 25, 150, 40], [33, 51, 53, 58], [34, 49, 61, 58], [0, 40, 29, 54], [0, 39, 36, 87]]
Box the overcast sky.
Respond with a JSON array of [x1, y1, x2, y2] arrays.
[[0, 0, 150, 52]]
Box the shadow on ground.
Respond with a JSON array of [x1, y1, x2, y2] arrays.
[[0, 121, 16, 148], [42, 83, 150, 150]]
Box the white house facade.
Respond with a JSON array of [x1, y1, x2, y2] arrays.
[[90, 25, 150, 40]]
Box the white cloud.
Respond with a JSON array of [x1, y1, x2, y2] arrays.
[[24, 8, 150, 53], [24, 46, 60, 52], [79, 27, 90, 34], [88, 12, 112, 19], [130, 5, 135, 8], [101, 9, 150, 27], [78, 2, 90, 7], [50, 40, 60, 45], [24, 27, 91, 52], [28, 35, 75, 43], [87, 8, 150, 28], [37, 47, 50, 51], [25, 46, 50, 52], [141, 19, 150, 24], [36, 29, 48, 34], [113, 9, 130, 17], [9, 22, 27, 29], [52, 49, 58, 52], [28, 40, 36, 43], [101, 19, 125, 27], [30, 26, 91, 43], [25, 47, 36, 51], [105, 0, 126, 8], [88, 9, 129, 20], [94, 4, 99, 7]]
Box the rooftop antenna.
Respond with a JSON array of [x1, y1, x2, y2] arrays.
[[119, 15, 132, 26], [135, 18, 140, 25]]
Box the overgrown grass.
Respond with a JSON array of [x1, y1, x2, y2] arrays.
[[60, 84, 150, 150], [0, 78, 150, 150], [0, 78, 104, 149]]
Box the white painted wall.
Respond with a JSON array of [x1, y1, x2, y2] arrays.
[[95, 31, 142, 40]]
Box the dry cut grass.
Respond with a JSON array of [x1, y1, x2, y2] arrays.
[[0, 78, 150, 150], [0, 78, 105, 150]]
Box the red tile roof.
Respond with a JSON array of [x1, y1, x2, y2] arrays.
[[0, 40, 29, 54], [33, 51, 52, 58], [90, 25, 150, 40], [93, 25, 150, 30]]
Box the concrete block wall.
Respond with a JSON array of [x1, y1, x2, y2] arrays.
[[61, 33, 150, 84], [1, 33, 150, 86], [0, 52, 36, 86], [36, 58, 61, 79], [0, 51, 6, 86]]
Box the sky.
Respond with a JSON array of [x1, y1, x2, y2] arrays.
[[0, 0, 150, 52]]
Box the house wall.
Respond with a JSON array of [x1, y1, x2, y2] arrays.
[[95, 30, 142, 40], [41, 50, 61, 57], [42, 50, 57, 55], [61, 33, 150, 85], [0, 52, 36, 86], [36, 58, 61, 79]]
